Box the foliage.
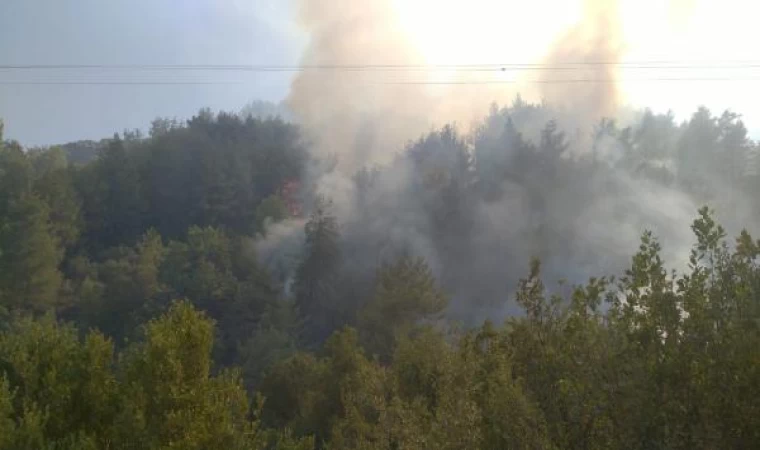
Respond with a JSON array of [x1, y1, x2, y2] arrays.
[[294, 196, 343, 344], [1, 103, 760, 447], [359, 255, 447, 361], [0, 194, 63, 311], [0, 301, 313, 449]]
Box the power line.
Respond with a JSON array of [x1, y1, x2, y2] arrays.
[[3, 77, 760, 86], [3, 61, 760, 86], [0, 81, 246, 85], [383, 77, 760, 85], [2, 62, 760, 72]]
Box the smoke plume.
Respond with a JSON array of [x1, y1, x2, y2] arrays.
[[287, 0, 434, 168], [254, 0, 756, 324], [538, 0, 623, 126]]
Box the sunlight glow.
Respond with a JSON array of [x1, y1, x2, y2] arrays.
[[390, 0, 760, 130], [393, 0, 581, 67]]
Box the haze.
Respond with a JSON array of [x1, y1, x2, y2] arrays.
[[3, 2, 760, 447], [1, 0, 758, 146]]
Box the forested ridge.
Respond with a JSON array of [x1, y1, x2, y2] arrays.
[[1, 101, 760, 449]]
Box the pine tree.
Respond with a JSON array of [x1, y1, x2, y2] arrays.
[[358, 255, 447, 361], [80, 134, 144, 250], [0, 194, 63, 311], [31, 147, 82, 251], [294, 196, 342, 344]]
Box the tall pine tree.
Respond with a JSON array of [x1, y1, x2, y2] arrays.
[[0, 193, 63, 311], [294, 196, 342, 344]]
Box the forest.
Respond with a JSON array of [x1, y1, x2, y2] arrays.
[[1, 100, 760, 449]]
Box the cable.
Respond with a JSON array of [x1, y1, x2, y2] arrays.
[[3, 77, 760, 86], [2, 62, 760, 72], [382, 77, 760, 85], [0, 81, 246, 85], [3, 61, 760, 86]]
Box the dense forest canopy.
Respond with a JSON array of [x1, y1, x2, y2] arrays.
[[1, 98, 760, 448]]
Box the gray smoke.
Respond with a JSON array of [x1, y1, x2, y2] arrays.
[[252, 0, 757, 324], [538, 0, 623, 131]]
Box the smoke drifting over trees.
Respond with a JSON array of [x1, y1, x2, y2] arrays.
[[538, 0, 624, 122], [252, 0, 754, 323], [287, 0, 433, 167], [287, 0, 634, 167], [2, 0, 760, 447]]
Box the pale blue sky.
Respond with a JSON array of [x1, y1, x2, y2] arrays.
[[0, 0, 305, 146]]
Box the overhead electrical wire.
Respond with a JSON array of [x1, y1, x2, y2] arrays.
[[382, 77, 760, 84], [2, 78, 760, 86], [0, 81, 247, 85], [2, 61, 760, 85], [3, 78, 760, 85], [2, 61, 760, 72]]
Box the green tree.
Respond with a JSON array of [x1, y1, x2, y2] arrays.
[[161, 226, 277, 362], [29, 147, 82, 251], [115, 301, 260, 450], [0, 376, 15, 448], [0, 140, 32, 217], [260, 327, 385, 448], [0, 314, 117, 448], [78, 134, 144, 250], [77, 229, 166, 342], [237, 299, 302, 391], [294, 197, 342, 344], [162, 227, 235, 309], [358, 255, 447, 361], [0, 194, 63, 311]]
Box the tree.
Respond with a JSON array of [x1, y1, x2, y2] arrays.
[[358, 255, 447, 361], [78, 134, 144, 250], [0, 313, 117, 448], [294, 197, 343, 344], [149, 117, 182, 138], [29, 147, 82, 251], [161, 226, 238, 317], [260, 327, 385, 448], [0, 194, 63, 311], [237, 299, 302, 391], [0, 377, 14, 449], [115, 301, 274, 450], [0, 140, 33, 217], [0, 300, 314, 449], [73, 229, 166, 342], [160, 226, 278, 362]]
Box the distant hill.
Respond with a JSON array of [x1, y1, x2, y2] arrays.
[[59, 139, 107, 164]]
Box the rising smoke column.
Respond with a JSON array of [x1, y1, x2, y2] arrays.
[[287, 0, 435, 169], [538, 0, 624, 141], [288, 0, 632, 167], [265, 0, 747, 325]]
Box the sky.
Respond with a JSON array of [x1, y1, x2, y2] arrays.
[[0, 0, 758, 146], [387, 0, 760, 137], [0, 0, 305, 146]]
